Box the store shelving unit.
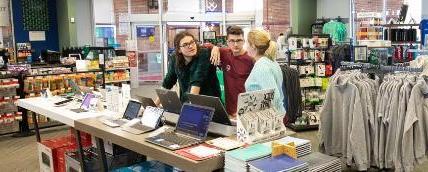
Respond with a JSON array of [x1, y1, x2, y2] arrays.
[[286, 34, 332, 131], [2, 46, 131, 136], [0, 71, 21, 135]]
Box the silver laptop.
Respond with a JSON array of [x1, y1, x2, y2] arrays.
[[188, 94, 232, 126], [155, 89, 182, 114], [121, 106, 164, 134], [101, 100, 142, 127], [145, 103, 214, 150]]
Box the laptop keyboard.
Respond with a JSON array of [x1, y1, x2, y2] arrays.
[[111, 119, 127, 126], [130, 124, 152, 131], [158, 132, 199, 146]]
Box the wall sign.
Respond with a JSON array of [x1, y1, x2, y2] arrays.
[[29, 31, 46, 41], [0, 0, 10, 26], [136, 26, 155, 38], [205, 0, 222, 12]]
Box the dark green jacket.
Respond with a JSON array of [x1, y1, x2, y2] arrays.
[[162, 48, 220, 103]]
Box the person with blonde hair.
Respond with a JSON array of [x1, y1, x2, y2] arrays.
[[245, 29, 286, 115]]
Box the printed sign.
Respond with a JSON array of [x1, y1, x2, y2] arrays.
[[136, 26, 155, 38], [237, 89, 275, 116]]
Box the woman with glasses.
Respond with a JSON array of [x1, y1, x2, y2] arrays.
[[155, 31, 220, 105], [245, 29, 286, 115]]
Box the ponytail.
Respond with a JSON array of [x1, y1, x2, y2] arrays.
[[264, 41, 278, 61], [247, 30, 278, 61]]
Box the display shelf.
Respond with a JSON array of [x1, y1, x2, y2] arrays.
[[0, 121, 20, 135], [391, 41, 421, 45], [105, 67, 130, 71], [382, 24, 419, 27], [25, 69, 102, 77], [105, 79, 130, 84]]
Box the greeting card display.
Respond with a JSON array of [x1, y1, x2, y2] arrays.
[[236, 89, 286, 144]]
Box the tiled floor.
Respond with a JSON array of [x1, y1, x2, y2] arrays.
[[1, 84, 428, 171]]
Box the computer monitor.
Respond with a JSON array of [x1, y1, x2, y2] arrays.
[[175, 103, 214, 139], [123, 100, 142, 120]]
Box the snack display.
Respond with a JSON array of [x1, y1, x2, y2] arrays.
[[23, 72, 102, 95]]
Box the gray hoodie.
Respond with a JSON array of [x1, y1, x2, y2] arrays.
[[320, 73, 369, 170], [402, 78, 428, 171]]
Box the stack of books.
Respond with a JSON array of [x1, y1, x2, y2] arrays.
[[248, 154, 309, 172], [298, 152, 342, 172], [265, 136, 312, 157], [224, 144, 272, 172]]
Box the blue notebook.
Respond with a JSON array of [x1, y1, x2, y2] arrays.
[[248, 154, 308, 172], [226, 144, 272, 162]]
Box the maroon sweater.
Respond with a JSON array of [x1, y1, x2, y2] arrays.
[[218, 48, 254, 116]]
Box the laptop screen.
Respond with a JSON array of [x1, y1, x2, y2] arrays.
[[176, 104, 214, 139], [80, 94, 94, 110], [123, 100, 142, 120], [141, 106, 163, 128]]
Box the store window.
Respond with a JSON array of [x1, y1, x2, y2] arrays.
[[135, 25, 162, 82]]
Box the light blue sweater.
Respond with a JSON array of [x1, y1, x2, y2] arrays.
[[245, 56, 286, 115]]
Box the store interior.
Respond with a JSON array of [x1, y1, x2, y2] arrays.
[[1, 0, 428, 171]]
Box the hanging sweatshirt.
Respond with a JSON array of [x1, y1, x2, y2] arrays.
[[402, 78, 428, 172], [319, 74, 369, 170], [394, 77, 416, 171], [350, 76, 373, 166], [378, 79, 398, 168], [384, 78, 404, 168]]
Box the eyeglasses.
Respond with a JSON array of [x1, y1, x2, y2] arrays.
[[227, 39, 244, 44], [179, 40, 196, 48]]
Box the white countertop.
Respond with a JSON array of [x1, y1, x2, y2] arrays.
[[17, 97, 115, 127]]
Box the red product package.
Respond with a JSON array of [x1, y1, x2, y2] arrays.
[[69, 128, 92, 145], [56, 145, 77, 172]]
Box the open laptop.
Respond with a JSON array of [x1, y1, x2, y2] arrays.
[[140, 96, 157, 109], [188, 94, 232, 126], [101, 100, 142, 127], [121, 106, 164, 135], [145, 103, 214, 150], [155, 89, 182, 114], [70, 93, 94, 113]]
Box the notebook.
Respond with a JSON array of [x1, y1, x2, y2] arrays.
[[248, 154, 309, 172], [226, 144, 272, 162]]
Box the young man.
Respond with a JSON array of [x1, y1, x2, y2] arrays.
[[210, 26, 254, 118]]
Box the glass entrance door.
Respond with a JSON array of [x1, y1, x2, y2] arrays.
[[132, 24, 163, 84]]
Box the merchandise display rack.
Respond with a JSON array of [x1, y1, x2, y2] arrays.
[[286, 34, 332, 132], [96, 47, 131, 88], [11, 67, 103, 137], [3, 46, 131, 136], [0, 70, 21, 135]]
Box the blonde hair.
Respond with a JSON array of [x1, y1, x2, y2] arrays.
[[247, 29, 278, 61]]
